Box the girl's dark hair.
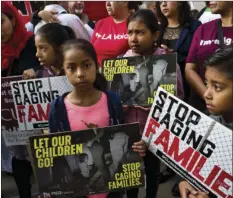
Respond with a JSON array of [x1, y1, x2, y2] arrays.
[[156, 2, 192, 28], [3, 12, 12, 19], [128, 1, 142, 12], [204, 47, 233, 80], [128, 9, 159, 34], [62, 39, 107, 91], [36, 23, 75, 50]]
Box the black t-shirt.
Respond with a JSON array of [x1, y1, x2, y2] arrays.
[[161, 26, 181, 51]]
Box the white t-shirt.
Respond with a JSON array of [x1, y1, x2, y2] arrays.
[[34, 4, 90, 41]]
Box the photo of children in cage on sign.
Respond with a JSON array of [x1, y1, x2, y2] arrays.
[[103, 54, 177, 107], [29, 123, 144, 197]]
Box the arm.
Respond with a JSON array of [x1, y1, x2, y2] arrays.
[[179, 181, 210, 198], [185, 25, 207, 99], [31, 10, 60, 27], [185, 63, 207, 99], [179, 180, 196, 198]]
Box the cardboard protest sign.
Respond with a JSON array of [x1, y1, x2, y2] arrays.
[[29, 123, 144, 197], [1, 76, 41, 146], [143, 87, 232, 198], [102, 54, 177, 106], [11, 76, 72, 131]]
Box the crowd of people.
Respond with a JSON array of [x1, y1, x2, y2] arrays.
[[1, 1, 233, 198]]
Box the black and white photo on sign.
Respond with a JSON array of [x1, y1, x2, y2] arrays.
[[31, 123, 144, 196], [110, 54, 176, 106]]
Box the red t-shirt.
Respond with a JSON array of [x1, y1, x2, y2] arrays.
[[91, 16, 129, 66], [186, 19, 233, 80]]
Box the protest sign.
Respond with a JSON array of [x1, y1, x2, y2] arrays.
[[143, 87, 232, 198], [1, 76, 41, 146], [102, 54, 177, 106], [11, 76, 72, 131], [29, 123, 144, 197]]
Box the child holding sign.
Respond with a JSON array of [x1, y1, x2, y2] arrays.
[[179, 48, 233, 198], [122, 9, 184, 198], [48, 39, 146, 198]]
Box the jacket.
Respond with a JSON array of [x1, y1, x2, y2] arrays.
[[49, 91, 124, 133]]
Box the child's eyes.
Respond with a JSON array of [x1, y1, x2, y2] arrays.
[[214, 85, 222, 92], [84, 63, 91, 68], [67, 65, 74, 70], [40, 47, 46, 51]]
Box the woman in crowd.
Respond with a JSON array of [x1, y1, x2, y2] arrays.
[[1, 2, 42, 198], [156, 1, 201, 102], [1, 1, 41, 78], [91, 1, 141, 65], [185, 1, 233, 111]]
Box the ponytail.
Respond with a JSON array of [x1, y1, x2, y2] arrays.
[[94, 73, 108, 91], [63, 25, 76, 40]]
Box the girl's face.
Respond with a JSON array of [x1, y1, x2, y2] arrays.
[[1, 13, 15, 43], [35, 35, 56, 68], [128, 20, 159, 55], [160, 1, 179, 18], [63, 48, 97, 91]]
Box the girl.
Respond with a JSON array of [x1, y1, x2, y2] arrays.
[[122, 9, 184, 198], [48, 39, 146, 198], [34, 23, 76, 198], [35, 22, 75, 78], [1, 1, 41, 78]]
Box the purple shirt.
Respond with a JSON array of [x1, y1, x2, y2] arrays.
[[186, 19, 233, 80]]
